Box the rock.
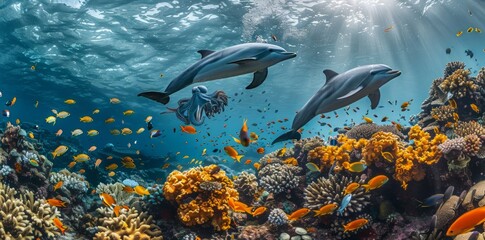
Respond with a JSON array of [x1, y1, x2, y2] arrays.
[[462, 181, 485, 211], [302, 235, 312, 240], [295, 227, 307, 235], [279, 233, 290, 240], [290, 236, 301, 240]]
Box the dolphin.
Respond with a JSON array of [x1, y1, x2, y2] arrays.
[[138, 43, 296, 104], [272, 64, 401, 144]]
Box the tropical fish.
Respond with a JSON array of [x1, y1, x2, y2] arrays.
[[251, 206, 267, 217], [45, 116, 57, 125], [233, 119, 252, 147], [106, 163, 118, 170], [344, 183, 360, 195], [56, 111, 70, 118], [54, 181, 63, 191], [362, 175, 389, 192], [64, 99, 76, 104], [88, 146, 97, 152], [306, 162, 321, 172], [110, 129, 121, 135], [53, 218, 68, 235], [313, 203, 338, 217], [46, 198, 66, 207], [113, 205, 122, 217], [110, 98, 121, 104], [467, 27, 474, 33], [162, 163, 170, 169], [95, 159, 102, 168], [15, 118, 20, 125], [244, 159, 252, 165], [122, 162, 136, 169], [337, 194, 352, 215], [150, 129, 161, 138], [123, 110, 135, 115], [381, 151, 394, 162], [343, 218, 369, 232], [56, 129, 63, 136], [224, 146, 243, 162], [108, 171, 116, 177], [123, 186, 134, 193], [29, 159, 39, 167], [78, 169, 85, 174], [277, 146, 286, 157], [136, 127, 145, 134], [446, 206, 485, 236], [470, 103, 479, 113], [87, 130, 99, 136], [68, 161, 76, 168], [476, 28, 482, 33], [287, 208, 311, 221], [384, 25, 393, 32], [419, 194, 444, 207], [35, 100, 39, 108], [52, 145, 69, 159], [105, 117, 115, 124], [73, 154, 90, 162], [134, 185, 150, 196], [202, 148, 207, 156], [121, 128, 132, 135], [80, 116, 93, 123], [253, 163, 261, 170], [342, 161, 367, 173], [256, 147, 265, 154], [100, 192, 116, 207], [28, 132, 34, 139], [456, 31, 463, 37], [180, 125, 197, 134], [71, 129, 83, 136], [92, 109, 100, 114], [145, 116, 153, 122], [250, 132, 259, 141]]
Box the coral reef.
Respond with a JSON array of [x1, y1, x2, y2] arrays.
[[258, 161, 302, 195], [96, 182, 139, 206], [345, 123, 405, 140], [233, 171, 260, 204], [454, 121, 485, 137], [50, 169, 89, 195], [163, 164, 238, 231], [237, 225, 274, 240], [439, 68, 477, 99], [304, 175, 370, 216], [0, 182, 61, 239], [443, 61, 465, 78], [266, 208, 289, 226]]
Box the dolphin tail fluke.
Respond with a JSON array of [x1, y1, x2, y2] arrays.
[[272, 130, 301, 145], [246, 68, 268, 89], [138, 91, 170, 105]]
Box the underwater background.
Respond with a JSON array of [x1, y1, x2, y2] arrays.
[[1, 0, 485, 239]]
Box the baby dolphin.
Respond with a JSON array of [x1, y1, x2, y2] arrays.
[[273, 64, 401, 144], [139, 43, 296, 104]]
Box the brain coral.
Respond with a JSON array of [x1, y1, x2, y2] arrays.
[[0, 182, 61, 239], [163, 164, 238, 231]]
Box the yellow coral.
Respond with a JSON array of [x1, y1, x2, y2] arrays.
[[362, 131, 401, 164], [163, 165, 238, 231], [307, 135, 367, 168], [439, 68, 477, 98]]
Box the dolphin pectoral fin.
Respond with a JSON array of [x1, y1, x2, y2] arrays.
[[230, 58, 258, 65], [368, 89, 380, 109], [246, 68, 268, 89], [197, 50, 215, 59], [337, 86, 363, 100], [323, 69, 339, 84], [138, 91, 170, 105], [272, 130, 301, 145]]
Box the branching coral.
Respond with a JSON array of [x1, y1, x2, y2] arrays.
[[163, 164, 238, 231], [345, 123, 405, 140], [443, 61, 465, 78], [0, 182, 61, 239], [431, 105, 456, 123], [50, 169, 89, 194], [94, 207, 162, 240], [304, 175, 370, 217], [439, 68, 477, 99], [258, 162, 302, 195], [233, 171, 260, 204], [454, 121, 485, 137]]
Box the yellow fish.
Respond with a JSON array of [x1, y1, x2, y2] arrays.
[[134, 185, 150, 196], [136, 128, 145, 134], [121, 128, 132, 135], [342, 161, 367, 173], [363, 116, 373, 123], [28, 132, 34, 139], [123, 110, 135, 116], [476, 28, 482, 33], [52, 145, 69, 159], [92, 109, 100, 114], [80, 116, 93, 123], [456, 31, 463, 37], [56, 111, 70, 118], [202, 148, 207, 156], [15, 118, 20, 125], [71, 129, 83, 136], [87, 130, 99, 136], [277, 146, 287, 157], [471, 103, 479, 113], [183, 155, 189, 159], [467, 27, 474, 33], [110, 98, 121, 104], [145, 116, 153, 122], [45, 116, 57, 125], [105, 117, 115, 124], [108, 171, 116, 177], [73, 154, 90, 162], [106, 163, 118, 170], [64, 99, 76, 104]]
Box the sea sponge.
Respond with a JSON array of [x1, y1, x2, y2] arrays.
[[439, 68, 477, 99], [430, 105, 456, 122], [454, 121, 485, 137], [163, 164, 238, 231], [345, 123, 405, 140], [94, 207, 162, 240], [266, 208, 288, 226], [443, 61, 465, 78], [304, 175, 370, 217], [258, 162, 301, 195], [96, 182, 139, 206], [0, 182, 61, 239], [233, 171, 260, 204]]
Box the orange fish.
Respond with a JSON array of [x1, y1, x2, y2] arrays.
[[233, 119, 251, 147], [287, 208, 311, 221], [253, 163, 261, 170], [224, 146, 244, 162], [54, 180, 63, 191], [251, 206, 267, 216], [100, 193, 116, 207], [46, 198, 67, 207], [123, 186, 134, 193], [344, 183, 360, 195], [447, 206, 485, 236], [105, 163, 118, 171], [162, 163, 170, 169], [470, 103, 480, 113], [114, 205, 122, 217], [94, 159, 102, 168], [108, 171, 116, 177], [88, 146, 97, 152], [53, 218, 67, 235], [256, 147, 265, 154], [343, 218, 368, 232], [314, 203, 338, 217], [55, 129, 63, 136], [362, 175, 389, 192], [180, 125, 197, 134], [134, 185, 150, 196], [67, 161, 76, 169], [78, 169, 85, 174], [244, 159, 252, 165]]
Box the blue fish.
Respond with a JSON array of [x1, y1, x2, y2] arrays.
[[337, 194, 352, 215], [420, 194, 444, 207]]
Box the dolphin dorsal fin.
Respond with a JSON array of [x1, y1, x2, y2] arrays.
[[368, 89, 381, 109], [197, 50, 215, 59], [323, 69, 339, 84]]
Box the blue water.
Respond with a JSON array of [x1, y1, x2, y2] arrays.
[[1, 0, 484, 172]]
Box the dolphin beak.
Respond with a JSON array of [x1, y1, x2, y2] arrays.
[[386, 70, 401, 76], [282, 52, 297, 59]]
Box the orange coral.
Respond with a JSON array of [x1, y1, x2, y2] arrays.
[[362, 131, 401, 165], [163, 165, 238, 231], [307, 135, 367, 168]]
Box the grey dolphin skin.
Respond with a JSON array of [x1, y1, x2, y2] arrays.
[[138, 43, 296, 105], [272, 64, 401, 144]]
